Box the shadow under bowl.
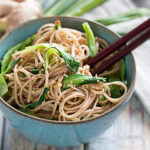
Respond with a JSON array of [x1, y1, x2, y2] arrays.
[[0, 16, 136, 147]]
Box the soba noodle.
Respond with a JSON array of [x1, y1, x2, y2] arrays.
[[3, 21, 127, 121]]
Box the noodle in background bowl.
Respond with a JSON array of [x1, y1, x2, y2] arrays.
[[0, 16, 136, 147]]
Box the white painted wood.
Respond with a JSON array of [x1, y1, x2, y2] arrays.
[[143, 110, 150, 150]]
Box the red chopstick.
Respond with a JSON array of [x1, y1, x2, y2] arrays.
[[86, 18, 150, 67], [85, 18, 150, 75], [92, 27, 150, 75]]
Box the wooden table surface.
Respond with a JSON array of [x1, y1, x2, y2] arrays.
[[0, 0, 150, 150]]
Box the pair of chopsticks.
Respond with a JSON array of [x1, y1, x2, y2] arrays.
[[86, 18, 150, 75]]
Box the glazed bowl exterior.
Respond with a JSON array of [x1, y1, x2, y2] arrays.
[[0, 16, 136, 147]]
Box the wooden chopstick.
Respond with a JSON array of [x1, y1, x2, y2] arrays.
[[86, 18, 150, 67], [92, 27, 150, 75]]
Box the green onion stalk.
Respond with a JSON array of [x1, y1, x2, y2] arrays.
[[95, 8, 150, 36], [44, 0, 78, 16], [82, 22, 96, 57], [61, 0, 107, 16], [95, 8, 150, 26]]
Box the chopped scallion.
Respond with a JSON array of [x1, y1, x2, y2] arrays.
[[32, 67, 39, 75]]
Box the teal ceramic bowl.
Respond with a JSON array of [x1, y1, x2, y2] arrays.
[[0, 16, 136, 147]]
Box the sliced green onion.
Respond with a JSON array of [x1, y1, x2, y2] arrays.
[[62, 73, 106, 89], [0, 35, 35, 97], [99, 95, 106, 101], [0, 74, 8, 97], [0, 56, 21, 97], [82, 22, 96, 57], [1, 44, 22, 73], [22, 43, 80, 72], [21, 73, 27, 78], [99, 95, 109, 106], [46, 46, 80, 72], [1, 35, 35, 73], [109, 85, 122, 98], [32, 67, 39, 75], [54, 20, 61, 30], [3, 57, 21, 75], [24, 87, 49, 112], [45, 47, 59, 70], [41, 69, 45, 74]]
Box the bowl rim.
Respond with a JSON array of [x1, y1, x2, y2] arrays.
[[0, 16, 136, 124]]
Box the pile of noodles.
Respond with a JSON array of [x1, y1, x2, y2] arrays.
[[4, 23, 127, 121]]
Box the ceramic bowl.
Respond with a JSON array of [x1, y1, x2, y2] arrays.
[[0, 16, 136, 147]]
